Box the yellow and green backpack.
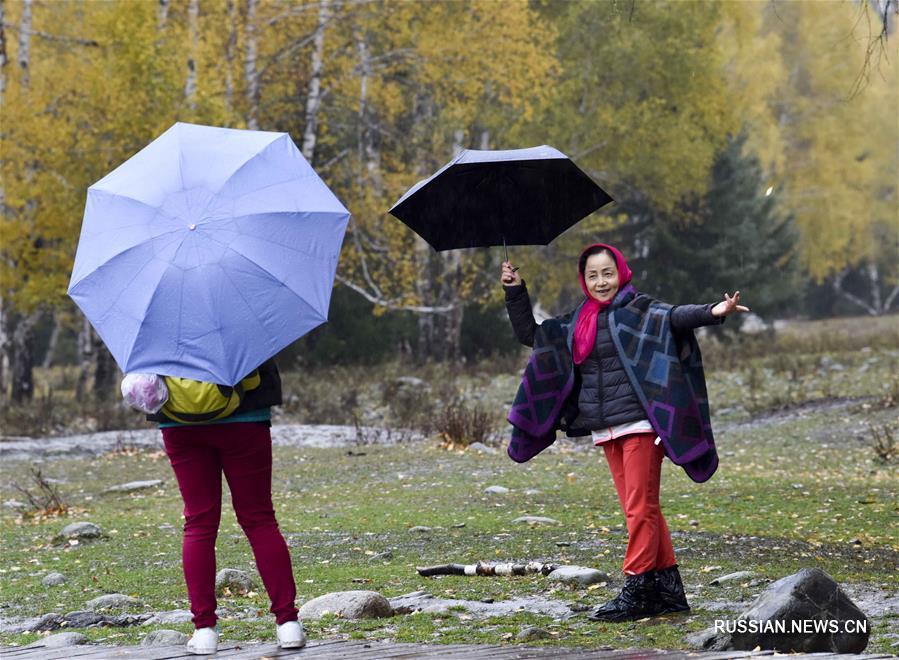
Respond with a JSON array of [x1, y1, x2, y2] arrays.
[[161, 370, 262, 424]]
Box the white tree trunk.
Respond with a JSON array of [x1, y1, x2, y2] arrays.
[[1, 0, 7, 214], [224, 0, 236, 114], [18, 0, 31, 89], [0, 298, 9, 397], [75, 313, 93, 402], [0, 0, 7, 108], [158, 0, 170, 31], [244, 0, 259, 129], [833, 269, 879, 316], [184, 0, 199, 110], [301, 0, 330, 163]]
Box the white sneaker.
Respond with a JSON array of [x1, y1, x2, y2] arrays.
[[186, 626, 219, 655], [277, 620, 306, 649]]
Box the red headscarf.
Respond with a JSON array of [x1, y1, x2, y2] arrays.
[[572, 243, 633, 365]]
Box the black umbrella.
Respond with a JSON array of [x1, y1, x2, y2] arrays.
[[388, 145, 613, 254]]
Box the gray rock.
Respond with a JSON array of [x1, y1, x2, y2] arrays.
[[467, 442, 497, 454], [547, 566, 610, 587], [698, 568, 870, 653], [369, 550, 393, 561], [141, 629, 188, 647], [3, 499, 26, 510], [142, 609, 194, 625], [28, 613, 63, 632], [42, 572, 67, 587], [103, 479, 163, 493], [710, 571, 755, 586], [86, 593, 143, 612], [516, 625, 551, 641], [686, 627, 731, 651], [59, 522, 102, 540], [60, 611, 105, 628], [38, 610, 151, 630], [299, 590, 392, 620], [388, 591, 573, 619], [30, 632, 88, 648], [484, 485, 509, 495], [215, 568, 255, 596], [512, 516, 560, 525], [408, 526, 432, 534], [523, 489, 542, 496], [394, 376, 428, 389]]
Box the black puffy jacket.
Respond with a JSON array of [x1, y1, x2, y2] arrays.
[[505, 281, 722, 434]]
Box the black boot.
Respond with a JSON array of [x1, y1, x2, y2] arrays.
[[655, 564, 690, 615], [588, 571, 658, 622]]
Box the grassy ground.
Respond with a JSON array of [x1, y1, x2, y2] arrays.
[[1, 404, 896, 650], [1, 316, 897, 651]]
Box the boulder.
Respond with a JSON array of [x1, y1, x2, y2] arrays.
[[516, 625, 551, 641], [484, 486, 509, 495], [28, 613, 63, 632], [215, 568, 255, 596], [31, 632, 88, 648], [141, 629, 188, 647], [58, 522, 102, 540], [42, 572, 67, 587], [299, 590, 392, 620], [142, 609, 194, 625], [85, 594, 143, 612], [692, 568, 870, 653], [547, 566, 610, 587]]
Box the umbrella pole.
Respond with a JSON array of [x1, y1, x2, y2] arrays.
[[503, 236, 508, 263]]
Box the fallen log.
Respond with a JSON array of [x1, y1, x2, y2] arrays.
[[417, 561, 557, 578]]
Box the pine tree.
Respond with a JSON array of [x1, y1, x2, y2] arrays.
[[627, 133, 799, 323]]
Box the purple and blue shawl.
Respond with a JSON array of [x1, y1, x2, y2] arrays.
[[507, 285, 719, 483]]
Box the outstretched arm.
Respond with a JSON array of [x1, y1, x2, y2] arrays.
[[670, 291, 749, 331], [502, 261, 537, 347]]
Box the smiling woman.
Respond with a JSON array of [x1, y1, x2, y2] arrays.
[[502, 241, 749, 622]]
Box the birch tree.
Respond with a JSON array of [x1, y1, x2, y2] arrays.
[[301, 0, 330, 162], [184, 0, 199, 110]]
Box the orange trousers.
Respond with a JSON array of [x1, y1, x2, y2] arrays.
[[602, 432, 676, 575]]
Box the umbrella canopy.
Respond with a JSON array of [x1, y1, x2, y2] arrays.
[[68, 122, 350, 386], [388, 145, 612, 251]]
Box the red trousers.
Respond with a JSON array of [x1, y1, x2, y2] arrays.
[[162, 423, 298, 629], [602, 432, 676, 575]]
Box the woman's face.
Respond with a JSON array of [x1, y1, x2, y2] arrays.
[[583, 251, 619, 303]]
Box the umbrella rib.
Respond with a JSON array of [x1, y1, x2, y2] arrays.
[[200, 231, 333, 312], [226, 174, 320, 201], [83, 189, 178, 234], [214, 251, 311, 356], [213, 134, 313, 197], [70, 227, 187, 290], [223, 212, 345, 263]]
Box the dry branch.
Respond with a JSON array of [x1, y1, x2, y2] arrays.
[[417, 561, 557, 578]]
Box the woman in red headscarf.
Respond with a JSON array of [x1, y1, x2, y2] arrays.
[[502, 243, 747, 622]]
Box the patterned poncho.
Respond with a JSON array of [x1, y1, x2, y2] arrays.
[[507, 286, 719, 483]]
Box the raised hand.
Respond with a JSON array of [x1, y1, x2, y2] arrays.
[[711, 291, 750, 317], [501, 261, 522, 286]]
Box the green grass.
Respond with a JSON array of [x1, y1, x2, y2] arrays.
[[1, 403, 896, 651], [1, 316, 898, 651]]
